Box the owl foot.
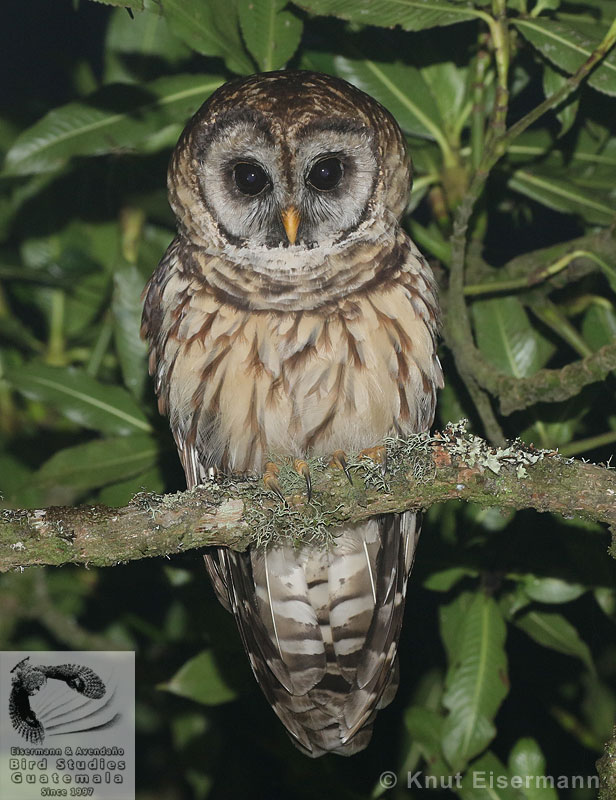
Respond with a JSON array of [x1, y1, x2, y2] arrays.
[[359, 445, 388, 475], [263, 462, 286, 504], [329, 450, 354, 486], [293, 459, 312, 502]]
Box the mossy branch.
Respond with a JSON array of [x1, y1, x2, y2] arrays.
[[480, 339, 616, 414], [1, 424, 615, 572]]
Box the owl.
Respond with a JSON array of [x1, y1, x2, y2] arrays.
[[142, 70, 442, 757]]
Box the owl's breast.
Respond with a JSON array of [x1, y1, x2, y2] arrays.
[[160, 274, 441, 475]]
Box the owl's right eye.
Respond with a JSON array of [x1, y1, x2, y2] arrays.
[[233, 162, 269, 196]]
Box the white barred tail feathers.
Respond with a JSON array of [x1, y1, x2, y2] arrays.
[[213, 514, 420, 756]]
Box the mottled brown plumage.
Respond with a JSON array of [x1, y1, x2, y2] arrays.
[[142, 70, 442, 757]]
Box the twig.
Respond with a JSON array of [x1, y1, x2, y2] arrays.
[[486, 340, 616, 414], [463, 246, 616, 296]]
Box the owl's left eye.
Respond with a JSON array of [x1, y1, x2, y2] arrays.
[[307, 157, 344, 191], [233, 162, 269, 196]]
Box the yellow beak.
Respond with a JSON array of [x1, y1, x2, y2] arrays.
[[281, 205, 300, 245]]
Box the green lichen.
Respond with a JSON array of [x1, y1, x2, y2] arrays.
[[233, 439, 437, 548], [440, 419, 550, 477], [243, 484, 342, 550], [130, 491, 165, 518]]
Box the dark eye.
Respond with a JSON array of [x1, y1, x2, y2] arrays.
[[233, 162, 269, 196], [307, 157, 343, 191]]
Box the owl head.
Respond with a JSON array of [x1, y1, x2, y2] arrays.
[[168, 71, 411, 253]]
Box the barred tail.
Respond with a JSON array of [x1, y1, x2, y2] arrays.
[[206, 512, 420, 756]]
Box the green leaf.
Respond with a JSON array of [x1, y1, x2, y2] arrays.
[[424, 566, 477, 592], [112, 265, 148, 399], [506, 129, 558, 164], [469, 505, 513, 532], [420, 59, 471, 139], [571, 0, 616, 24], [98, 465, 166, 506], [6, 364, 152, 435], [514, 610, 594, 672], [333, 56, 451, 157], [171, 710, 208, 751], [0, 315, 44, 353], [458, 751, 520, 800], [295, 0, 483, 31], [473, 296, 555, 378], [64, 272, 112, 338], [239, 0, 303, 71], [542, 63, 579, 136], [521, 575, 586, 604], [104, 1, 191, 83], [0, 454, 40, 507], [441, 594, 509, 771], [439, 591, 475, 665], [161, 650, 238, 705], [405, 707, 449, 773], [580, 673, 616, 743], [508, 738, 558, 800], [566, 124, 616, 169], [405, 705, 444, 747], [534, 0, 560, 13], [3, 75, 223, 176], [299, 47, 336, 75], [594, 587, 616, 618], [31, 434, 159, 493], [582, 303, 616, 350], [499, 586, 532, 620], [509, 168, 615, 226], [89, 0, 144, 9], [514, 17, 616, 97], [0, 264, 67, 287], [161, 0, 255, 74]]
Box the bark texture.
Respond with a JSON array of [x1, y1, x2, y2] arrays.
[[2, 425, 615, 572]]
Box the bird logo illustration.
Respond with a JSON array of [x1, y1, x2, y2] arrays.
[[9, 657, 106, 743]]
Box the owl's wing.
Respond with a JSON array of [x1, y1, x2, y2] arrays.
[[142, 240, 235, 612], [41, 665, 106, 699], [10, 682, 44, 743]]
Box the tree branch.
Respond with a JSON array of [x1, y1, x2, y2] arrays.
[[464, 231, 616, 296], [2, 425, 615, 572], [484, 339, 616, 414], [490, 230, 616, 288]]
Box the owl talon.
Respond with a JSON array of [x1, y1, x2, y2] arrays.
[[294, 459, 312, 502], [359, 445, 388, 475], [263, 462, 286, 504], [330, 450, 353, 486]]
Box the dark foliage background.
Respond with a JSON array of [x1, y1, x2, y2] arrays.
[[1, 1, 615, 798]]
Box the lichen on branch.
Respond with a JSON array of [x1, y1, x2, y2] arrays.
[[1, 423, 615, 573]]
